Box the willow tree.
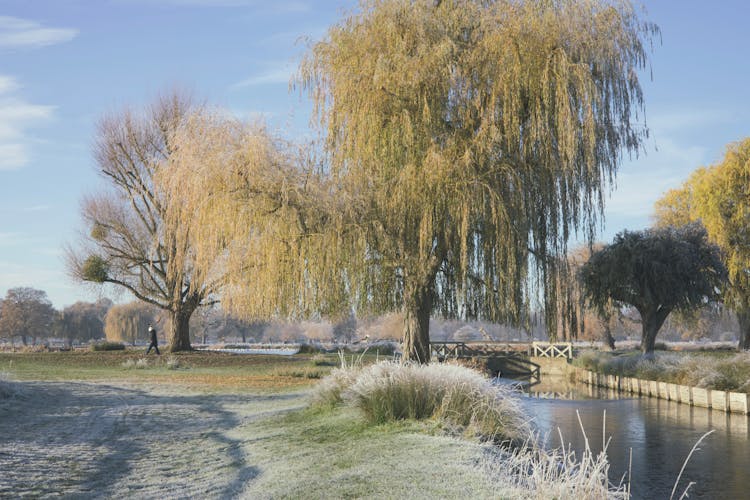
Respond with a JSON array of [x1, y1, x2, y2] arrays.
[[154, 111, 338, 323], [295, 0, 656, 361], [66, 91, 221, 352], [654, 138, 750, 349]]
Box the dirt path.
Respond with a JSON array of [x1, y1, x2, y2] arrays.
[[0, 381, 306, 498]]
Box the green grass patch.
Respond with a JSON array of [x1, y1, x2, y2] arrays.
[[0, 350, 347, 391]]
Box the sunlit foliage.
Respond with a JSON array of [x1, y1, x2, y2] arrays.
[[653, 138, 750, 348], [66, 91, 219, 352], [297, 0, 657, 360]]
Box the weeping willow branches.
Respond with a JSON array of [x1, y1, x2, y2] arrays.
[[152, 0, 656, 362], [297, 0, 657, 360], [157, 111, 350, 320]]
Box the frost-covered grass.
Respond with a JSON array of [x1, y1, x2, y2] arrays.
[[0, 351, 640, 498], [574, 350, 750, 392], [482, 436, 628, 499], [0, 372, 25, 400], [309, 361, 632, 498], [318, 361, 528, 442]]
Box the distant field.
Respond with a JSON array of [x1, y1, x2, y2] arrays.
[[0, 350, 343, 390]]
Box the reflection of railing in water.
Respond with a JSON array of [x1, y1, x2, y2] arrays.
[[525, 385, 631, 400], [430, 341, 541, 383]]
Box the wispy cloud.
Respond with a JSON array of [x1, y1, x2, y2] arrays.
[[0, 16, 78, 49], [0, 77, 56, 170], [24, 204, 51, 212], [604, 130, 711, 228], [113, 0, 311, 10], [0, 232, 29, 247], [602, 105, 736, 225], [649, 109, 734, 136], [0, 75, 20, 95], [231, 61, 296, 89]]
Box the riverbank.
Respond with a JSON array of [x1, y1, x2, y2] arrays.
[[573, 350, 750, 392]]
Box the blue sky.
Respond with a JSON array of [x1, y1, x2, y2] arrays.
[[0, 0, 748, 309]]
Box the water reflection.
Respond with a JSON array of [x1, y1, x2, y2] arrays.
[[520, 379, 750, 499]]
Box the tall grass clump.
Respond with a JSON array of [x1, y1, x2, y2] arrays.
[[310, 352, 366, 407], [121, 358, 150, 370], [314, 361, 527, 442], [165, 356, 183, 370], [481, 413, 629, 499]]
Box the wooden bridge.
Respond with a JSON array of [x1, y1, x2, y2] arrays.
[[430, 341, 542, 382]]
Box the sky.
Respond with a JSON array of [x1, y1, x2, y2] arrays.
[[0, 0, 748, 309]]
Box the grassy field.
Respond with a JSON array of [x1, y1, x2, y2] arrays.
[[0, 350, 624, 499], [0, 350, 340, 390]]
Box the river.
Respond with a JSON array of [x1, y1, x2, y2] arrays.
[[519, 378, 750, 499]]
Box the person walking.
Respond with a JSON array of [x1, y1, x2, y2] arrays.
[[146, 324, 160, 355]]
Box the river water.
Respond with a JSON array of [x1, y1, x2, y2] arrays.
[[519, 379, 750, 499]]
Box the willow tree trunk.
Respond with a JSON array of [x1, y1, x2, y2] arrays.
[[403, 282, 433, 364], [602, 320, 616, 351], [166, 297, 199, 352], [737, 309, 750, 351], [639, 306, 671, 356]]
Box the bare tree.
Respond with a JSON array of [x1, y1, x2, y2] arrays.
[[0, 287, 57, 346], [66, 91, 220, 352]]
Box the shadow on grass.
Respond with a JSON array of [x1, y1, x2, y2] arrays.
[[0, 381, 303, 498]]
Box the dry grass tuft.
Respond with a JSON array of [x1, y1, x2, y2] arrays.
[[313, 361, 528, 442]]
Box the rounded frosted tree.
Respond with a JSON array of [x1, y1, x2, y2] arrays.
[[579, 224, 726, 355], [297, 0, 658, 361]]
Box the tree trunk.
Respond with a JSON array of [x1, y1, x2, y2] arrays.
[[737, 309, 750, 350], [167, 298, 199, 352], [602, 320, 616, 350], [403, 282, 432, 364], [167, 308, 192, 352], [640, 306, 671, 356]]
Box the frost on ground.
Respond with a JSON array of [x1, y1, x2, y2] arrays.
[[0, 381, 305, 498], [0, 375, 626, 499]]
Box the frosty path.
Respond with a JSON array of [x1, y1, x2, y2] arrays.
[[0, 381, 305, 498]]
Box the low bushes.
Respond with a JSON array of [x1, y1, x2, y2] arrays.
[[90, 341, 125, 352], [574, 350, 750, 392], [313, 361, 527, 443]]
